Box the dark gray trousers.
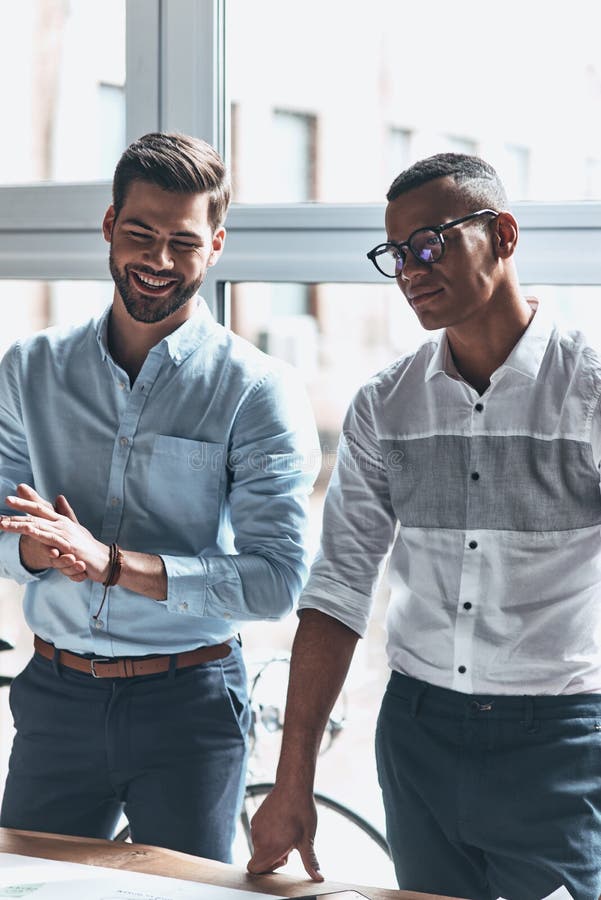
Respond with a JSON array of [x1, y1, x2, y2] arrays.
[[376, 671, 601, 900], [0, 642, 249, 861]]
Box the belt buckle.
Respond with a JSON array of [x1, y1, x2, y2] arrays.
[[90, 658, 111, 678]]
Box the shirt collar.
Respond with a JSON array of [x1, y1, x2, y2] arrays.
[[95, 306, 111, 360], [497, 297, 552, 381], [424, 331, 450, 381], [162, 299, 215, 365], [95, 298, 215, 365], [424, 298, 553, 384]]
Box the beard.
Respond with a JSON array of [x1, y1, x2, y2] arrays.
[[109, 248, 204, 324]]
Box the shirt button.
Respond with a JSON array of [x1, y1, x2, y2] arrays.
[[468, 540, 478, 549], [463, 602, 472, 610], [471, 472, 480, 481], [94, 619, 104, 629], [110, 497, 121, 507], [119, 437, 130, 448], [224, 612, 232, 620], [458, 665, 467, 674], [475, 403, 484, 412], [118, 381, 126, 390], [178, 601, 188, 612]]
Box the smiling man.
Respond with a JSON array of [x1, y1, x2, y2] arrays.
[[0, 132, 319, 861], [248, 154, 601, 899]]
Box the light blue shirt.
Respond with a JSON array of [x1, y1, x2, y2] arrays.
[[0, 300, 320, 656]]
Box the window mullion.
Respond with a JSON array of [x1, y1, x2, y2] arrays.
[[125, 0, 161, 143], [159, 0, 226, 155]]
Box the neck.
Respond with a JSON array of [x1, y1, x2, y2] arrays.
[[446, 292, 535, 395], [107, 293, 196, 382]]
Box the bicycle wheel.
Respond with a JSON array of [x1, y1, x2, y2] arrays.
[[234, 782, 396, 888]]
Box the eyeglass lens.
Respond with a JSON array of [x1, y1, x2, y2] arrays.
[[375, 229, 443, 276]]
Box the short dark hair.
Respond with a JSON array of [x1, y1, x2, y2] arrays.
[[387, 153, 508, 210], [112, 132, 231, 231]]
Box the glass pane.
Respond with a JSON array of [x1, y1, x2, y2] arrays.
[[1, 0, 126, 185], [232, 280, 601, 883], [0, 279, 112, 793], [227, 0, 601, 203], [524, 285, 601, 351]]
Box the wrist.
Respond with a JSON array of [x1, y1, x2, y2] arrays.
[[275, 756, 316, 792], [95, 543, 112, 584]]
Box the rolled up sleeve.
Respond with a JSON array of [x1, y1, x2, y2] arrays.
[[299, 384, 397, 637]]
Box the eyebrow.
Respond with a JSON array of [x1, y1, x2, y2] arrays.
[[123, 218, 204, 242]]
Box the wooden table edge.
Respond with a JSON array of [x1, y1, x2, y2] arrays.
[[0, 828, 456, 900]]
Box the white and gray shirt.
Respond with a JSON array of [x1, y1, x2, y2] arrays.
[[299, 300, 601, 695]]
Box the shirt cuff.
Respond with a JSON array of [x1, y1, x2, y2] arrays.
[[298, 576, 371, 638], [160, 554, 208, 617], [0, 533, 48, 584]]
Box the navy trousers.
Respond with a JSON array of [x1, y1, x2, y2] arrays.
[[376, 671, 601, 900], [0, 642, 249, 861]]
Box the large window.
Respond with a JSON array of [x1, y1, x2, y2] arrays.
[[227, 0, 601, 204]]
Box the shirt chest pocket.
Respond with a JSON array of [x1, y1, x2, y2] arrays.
[[146, 435, 225, 527]]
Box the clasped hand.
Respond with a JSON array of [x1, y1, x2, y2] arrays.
[[0, 484, 109, 583]]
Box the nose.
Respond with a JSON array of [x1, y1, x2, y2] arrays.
[[397, 248, 419, 278], [143, 240, 175, 271], [397, 247, 430, 284]]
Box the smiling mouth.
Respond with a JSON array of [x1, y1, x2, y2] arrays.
[[409, 288, 443, 308], [130, 270, 178, 295]]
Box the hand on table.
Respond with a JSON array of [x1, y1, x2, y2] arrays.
[[246, 783, 323, 882], [0, 484, 108, 583]]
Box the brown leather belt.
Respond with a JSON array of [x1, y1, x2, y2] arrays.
[[34, 635, 233, 679]]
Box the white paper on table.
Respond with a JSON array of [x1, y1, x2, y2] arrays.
[[496, 887, 574, 900], [0, 853, 283, 900]]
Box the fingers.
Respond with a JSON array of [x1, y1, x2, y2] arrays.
[[247, 847, 291, 874], [53, 554, 87, 578], [6, 495, 59, 521], [298, 839, 323, 882], [0, 516, 72, 554], [247, 841, 322, 881], [55, 494, 79, 523], [16, 483, 55, 511]]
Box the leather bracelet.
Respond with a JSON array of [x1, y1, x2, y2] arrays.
[[112, 545, 124, 585], [104, 543, 123, 587], [94, 543, 123, 621]]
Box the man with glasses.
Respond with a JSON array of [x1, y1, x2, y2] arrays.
[[248, 153, 601, 899]]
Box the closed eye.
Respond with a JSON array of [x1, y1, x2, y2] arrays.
[[171, 240, 201, 251]]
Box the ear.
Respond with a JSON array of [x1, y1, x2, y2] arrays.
[[207, 226, 226, 267], [102, 206, 116, 243], [494, 211, 518, 259]]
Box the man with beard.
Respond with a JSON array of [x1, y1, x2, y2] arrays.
[[0, 132, 319, 861]]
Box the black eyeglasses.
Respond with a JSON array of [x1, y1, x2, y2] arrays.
[[366, 209, 499, 278]]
